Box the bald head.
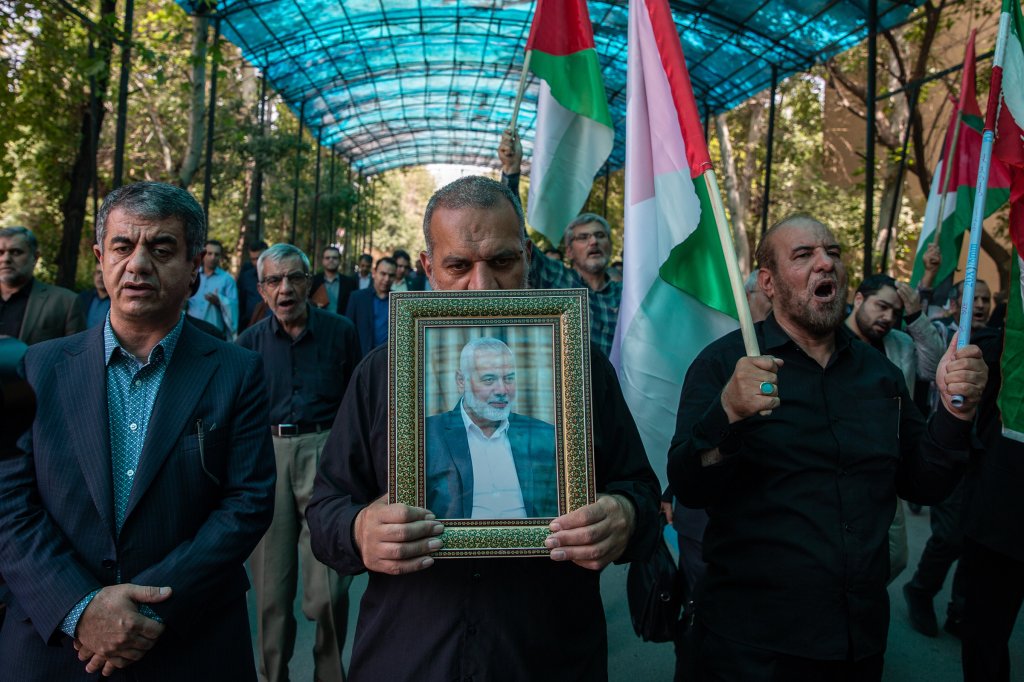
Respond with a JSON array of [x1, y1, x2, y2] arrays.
[[755, 213, 835, 274]]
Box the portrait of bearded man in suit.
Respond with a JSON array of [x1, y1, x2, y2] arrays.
[[424, 336, 557, 520]]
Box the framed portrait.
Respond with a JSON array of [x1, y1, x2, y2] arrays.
[[388, 288, 597, 558]]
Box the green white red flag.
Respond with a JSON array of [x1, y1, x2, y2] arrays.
[[1002, 252, 1024, 442], [525, 0, 614, 245], [611, 0, 738, 486], [993, 0, 1024, 441], [911, 31, 1012, 287]]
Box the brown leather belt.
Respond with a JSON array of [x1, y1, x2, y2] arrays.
[[269, 422, 331, 437]]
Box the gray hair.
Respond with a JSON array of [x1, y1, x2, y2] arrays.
[[459, 337, 514, 377], [95, 182, 206, 259], [257, 243, 310, 280], [564, 213, 610, 248], [0, 226, 38, 254], [422, 176, 525, 257]]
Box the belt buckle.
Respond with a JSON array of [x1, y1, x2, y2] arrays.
[[278, 423, 298, 437]]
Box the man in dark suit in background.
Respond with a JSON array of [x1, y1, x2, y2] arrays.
[[390, 249, 425, 292], [310, 245, 358, 316], [0, 226, 85, 343], [237, 239, 268, 333], [77, 261, 111, 328], [0, 182, 275, 680], [344, 256, 396, 357], [425, 337, 557, 519]]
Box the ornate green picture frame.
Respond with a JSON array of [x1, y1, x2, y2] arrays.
[[388, 288, 597, 558]]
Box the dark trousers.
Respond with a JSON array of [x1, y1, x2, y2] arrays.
[[673, 504, 708, 682], [908, 481, 965, 616], [961, 538, 1024, 682], [695, 625, 884, 682]]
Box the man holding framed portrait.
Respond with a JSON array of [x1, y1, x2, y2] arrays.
[[308, 176, 660, 682]]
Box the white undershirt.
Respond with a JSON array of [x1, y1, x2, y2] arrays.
[[460, 401, 527, 519]]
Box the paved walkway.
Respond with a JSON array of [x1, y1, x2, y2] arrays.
[[253, 503, 1024, 680]]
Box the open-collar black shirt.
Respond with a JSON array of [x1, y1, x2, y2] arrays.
[[0, 278, 32, 338], [668, 313, 972, 661], [236, 305, 360, 426], [307, 344, 660, 681]]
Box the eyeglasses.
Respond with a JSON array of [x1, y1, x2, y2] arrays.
[[260, 271, 310, 288], [569, 230, 608, 244]]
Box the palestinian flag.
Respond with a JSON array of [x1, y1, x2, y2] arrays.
[[1002, 253, 1024, 442], [993, 0, 1024, 442], [611, 0, 738, 486], [911, 31, 1012, 287], [525, 0, 614, 245]]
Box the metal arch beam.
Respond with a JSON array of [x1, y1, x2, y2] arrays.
[[189, 0, 933, 176]]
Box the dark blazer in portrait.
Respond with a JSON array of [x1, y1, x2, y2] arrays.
[[311, 272, 359, 316], [0, 323, 275, 681], [19, 279, 86, 345], [424, 404, 558, 519], [344, 286, 383, 358]]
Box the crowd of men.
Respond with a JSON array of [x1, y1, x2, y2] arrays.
[[0, 166, 1020, 682]]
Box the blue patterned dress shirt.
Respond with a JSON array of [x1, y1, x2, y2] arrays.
[[60, 313, 185, 637]]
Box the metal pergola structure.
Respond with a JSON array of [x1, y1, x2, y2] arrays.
[[94, 0, 945, 272]]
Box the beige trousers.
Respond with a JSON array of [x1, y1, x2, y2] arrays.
[[251, 430, 351, 682]]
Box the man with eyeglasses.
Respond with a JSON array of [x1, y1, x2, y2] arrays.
[[498, 131, 621, 356], [236, 243, 360, 682]]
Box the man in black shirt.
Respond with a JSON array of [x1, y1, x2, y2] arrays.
[[307, 176, 660, 682], [960, 324, 1024, 681], [668, 214, 988, 679], [237, 243, 360, 682]]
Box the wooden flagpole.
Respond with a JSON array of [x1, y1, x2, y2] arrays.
[[703, 169, 760, 357], [508, 50, 533, 132]]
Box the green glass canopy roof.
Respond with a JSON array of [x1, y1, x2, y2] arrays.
[[180, 0, 926, 176]]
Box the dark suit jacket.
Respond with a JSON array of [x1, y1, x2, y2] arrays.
[[395, 272, 425, 292], [0, 323, 275, 681], [424, 404, 558, 518], [311, 272, 359, 316], [344, 286, 386, 358], [19, 279, 85, 345]]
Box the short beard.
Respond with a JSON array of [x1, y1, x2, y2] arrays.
[[774, 275, 847, 337], [854, 307, 886, 342], [463, 389, 511, 422], [574, 256, 608, 276]]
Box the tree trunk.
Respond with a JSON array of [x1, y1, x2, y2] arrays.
[[55, 0, 117, 289], [239, 66, 263, 249], [177, 14, 210, 189], [873, 160, 904, 272], [715, 113, 751, 277], [981, 229, 1011, 291]]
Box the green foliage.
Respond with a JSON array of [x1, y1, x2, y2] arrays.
[[370, 167, 436, 256], [0, 0, 360, 286]]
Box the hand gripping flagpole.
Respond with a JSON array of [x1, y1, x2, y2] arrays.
[[952, 10, 1011, 407]]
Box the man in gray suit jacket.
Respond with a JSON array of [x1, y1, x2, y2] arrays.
[[0, 183, 275, 681], [0, 226, 85, 344], [424, 337, 558, 519]]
